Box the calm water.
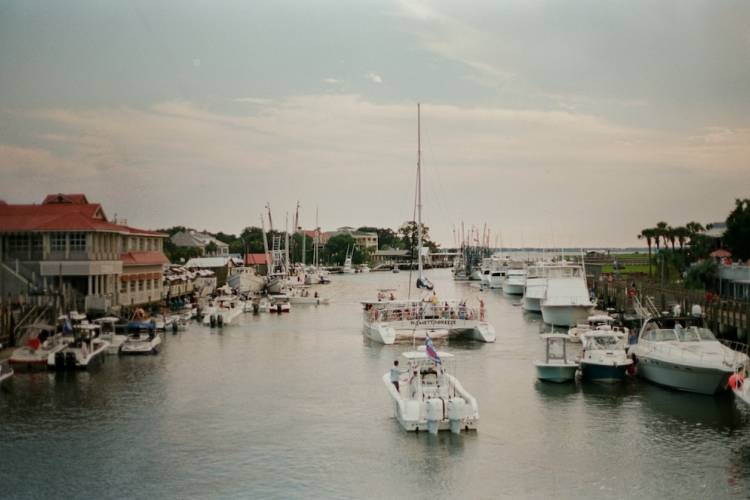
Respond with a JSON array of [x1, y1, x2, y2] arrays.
[[2, 269, 749, 499]]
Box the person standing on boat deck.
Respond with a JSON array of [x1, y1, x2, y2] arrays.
[[390, 360, 401, 393]]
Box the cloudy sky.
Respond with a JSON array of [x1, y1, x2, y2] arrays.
[[1, 0, 748, 247]]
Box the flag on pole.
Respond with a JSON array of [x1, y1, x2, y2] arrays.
[[425, 335, 441, 365]]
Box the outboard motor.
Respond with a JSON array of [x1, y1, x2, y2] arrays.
[[252, 303, 260, 315], [425, 398, 443, 435], [216, 314, 224, 328], [209, 314, 216, 328], [65, 351, 77, 370], [691, 304, 703, 318], [446, 398, 466, 435], [172, 321, 178, 334], [54, 352, 65, 372]]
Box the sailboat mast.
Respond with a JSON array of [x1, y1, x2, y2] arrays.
[[417, 102, 423, 279], [314, 206, 319, 268]]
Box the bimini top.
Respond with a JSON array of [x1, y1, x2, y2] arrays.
[[401, 347, 454, 360]]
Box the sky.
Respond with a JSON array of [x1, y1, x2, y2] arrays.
[[1, 0, 749, 247]]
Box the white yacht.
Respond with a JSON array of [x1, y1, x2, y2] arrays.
[[579, 332, 632, 383], [568, 315, 628, 343], [202, 294, 244, 327], [488, 257, 508, 289], [120, 323, 162, 355], [9, 324, 65, 372], [503, 267, 526, 295], [342, 248, 355, 274], [94, 317, 128, 354], [362, 104, 495, 346], [629, 318, 749, 395], [384, 344, 479, 434], [480, 258, 491, 287], [48, 324, 110, 370], [522, 262, 549, 312], [534, 334, 579, 383], [540, 264, 594, 326]]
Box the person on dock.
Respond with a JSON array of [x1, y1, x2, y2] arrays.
[[390, 360, 401, 393]]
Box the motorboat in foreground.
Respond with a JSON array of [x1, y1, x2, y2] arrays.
[[534, 334, 578, 383], [579, 331, 632, 383], [48, 324, 110, 371], [120, 322, 162, 355], [384, 343, 479, 434], [9, 324, 65, 372], [568, 315, 628, 343], [629, 318, 749, 395]]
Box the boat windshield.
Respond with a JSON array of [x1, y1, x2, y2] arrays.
[[643, 329, 678, 342], [585, 336, 621, 350], [678, 326, 717, 342]]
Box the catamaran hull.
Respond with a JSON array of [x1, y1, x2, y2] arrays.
[[363, 320, 495, 344], [635, 357, 732, 395], [580, 362, 629, 383], [541, 305, 593, 327]]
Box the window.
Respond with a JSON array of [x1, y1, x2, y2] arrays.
[[130, 281, 136, 292], [121, 281, 127, 293], [50, 233, 66, 252], [153, 279, 159, 290], [146, 279, 151, 290], [70, 232, 86, 252], [138, 280, 144, 291]]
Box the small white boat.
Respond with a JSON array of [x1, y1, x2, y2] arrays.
[[269, 295, 292, 313], [568, 315, 628, 343], [288, 287, 330, 305], [9, 324, 65, 372], [357, 264, 371, 273], [392, 266, 400, 274], [384, 344, 479, 434], [48, 324, 110, 370], [120, 323, 162, 355], [342, 251, 355, 274], [93, 317, 128, 354], [0, 359, 14, 387], [630, 319, 749, 395], [534, 334, 579, 383], [579, 331, 632, 383], [202, 295, 244, 326]]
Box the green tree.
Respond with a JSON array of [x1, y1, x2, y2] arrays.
[[323, 234, 356, 265], [205, 241, 218, 255], [685, 259, 719, 290], [638, 228, 656, 276], [398, 221, 438, 260], [213, 232, 237, 245], [291, 233, 315, 263], [238, 226, 269, 254], [725, 198, 750, 261]]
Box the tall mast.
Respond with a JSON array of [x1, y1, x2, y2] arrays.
[[314, 206, 319, 268], [417, 102, 423, 279], [260, 214, 271, 270]]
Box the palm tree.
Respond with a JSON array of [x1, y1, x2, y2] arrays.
[[673, 226, 688, 251], [655, 221, 669, 250], [638, 228, 655, 276], [666, 225, 676, 251]]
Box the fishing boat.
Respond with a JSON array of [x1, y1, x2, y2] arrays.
[[629, 318, 749, 395], [48, 324, 110, 371], [93, 317, 128, 354], [9, 324, 65, 372], [383, 342, 479, 434], [120, 322, 162, 355], [579, 331, 632, 383], [227, 266, 266, 294], [503, 267, 526, 295], [534, 334, 578, 382], [342, 247, 355, 274], [361, 104, 495, 345]]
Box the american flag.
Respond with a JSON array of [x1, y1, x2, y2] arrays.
[[425, 335, 441, 365]]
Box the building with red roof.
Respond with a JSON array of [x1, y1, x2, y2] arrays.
[[0, 194, 168, 312]]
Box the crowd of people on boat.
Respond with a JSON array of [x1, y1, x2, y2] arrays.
[[366, 301, 481, 323]]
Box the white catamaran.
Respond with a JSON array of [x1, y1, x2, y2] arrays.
[[361, 104, 495, 345]]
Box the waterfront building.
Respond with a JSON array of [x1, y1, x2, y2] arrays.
[[372, 248, 410, 267], [184, 256, 240, 286], [0, 193, 168, 312], [332, 227, 378, 250], [244, 253, 268, 275], [170, 230, 229, 256], [719, 262, 750, 301]]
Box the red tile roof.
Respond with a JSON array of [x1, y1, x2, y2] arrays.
[[42, 193, 90, 205], [245, 253, 267, 265], [121, 251, 170, 266], [0, 194, 165, 237]]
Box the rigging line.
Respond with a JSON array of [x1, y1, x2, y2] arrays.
[[419, 119, 454, 245], [407, 163, 419, 303]]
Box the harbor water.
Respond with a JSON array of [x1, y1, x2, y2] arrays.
[[1, 269, 749, 499]]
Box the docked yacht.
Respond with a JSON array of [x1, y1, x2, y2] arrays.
[[503, 267, 526, 295], [540, 264, 594, 326], [534, 334, 579, 382], [629, 318, 749, 395], [48, 324, 110, 370], [362, 104, 495, 346], [568, 315, 628, 343], [579, 332, 632, 383], [120, 322, 162, 355], [522, 262, 549, 312], [480, 258, 491, 287], [93, 317, 128, 354], [383, 343, 479, 434], [9, 324, 65, 372], [488, 258, 507, 289]]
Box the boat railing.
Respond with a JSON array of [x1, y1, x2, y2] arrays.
[[365, 304, 480, 323], [641, 340, 749, 367]]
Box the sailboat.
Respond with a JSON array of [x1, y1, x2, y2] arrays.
[[361, 104, 495, 345], [342, 245, 355, 274]]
